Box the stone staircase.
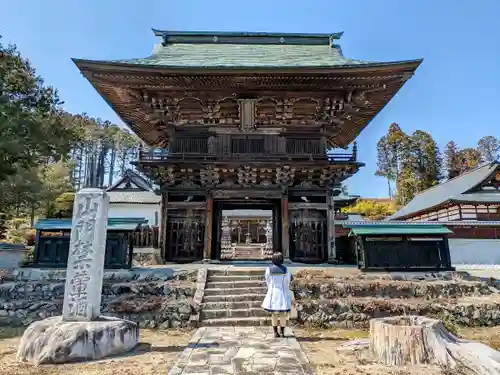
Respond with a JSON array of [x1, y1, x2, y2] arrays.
[[200, 268, 270, 326], [232, 244, 265, 260]]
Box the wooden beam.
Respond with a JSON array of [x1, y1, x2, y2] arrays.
[[281, 193, 290, 260], [160, 192, 168, 261], [289, 203, 327, 210], [167, 202, 205, 210], [203, 196, 214, 261], [327, 194, 336, 263]]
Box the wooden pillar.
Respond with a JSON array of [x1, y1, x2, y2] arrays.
[[160, 191, 168, 261], [327, 193, 336, 263], [281, 193, 290, 260], [203, 195, 214, 261]]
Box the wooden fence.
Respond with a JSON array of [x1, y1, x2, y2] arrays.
[[130, 225, 160, 249]]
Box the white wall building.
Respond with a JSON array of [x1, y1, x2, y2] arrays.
[[106, 170, 161, 226]]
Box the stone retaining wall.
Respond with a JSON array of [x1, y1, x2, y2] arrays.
[[3, 267, 500, 330], [292, 275, 500, 328], [296, 298, 500, 328], [0, 268, 197, 329], [292, 279, 495, 300]]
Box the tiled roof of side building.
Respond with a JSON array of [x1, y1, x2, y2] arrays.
[[107, 169, 154, 192], [389, 162, 500, 220], [102, 29, 422, 69]]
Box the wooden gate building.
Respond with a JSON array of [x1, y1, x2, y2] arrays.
[[73, 30, 421, 263]]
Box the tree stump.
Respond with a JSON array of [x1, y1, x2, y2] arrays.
[[369, 316, 500, 375]]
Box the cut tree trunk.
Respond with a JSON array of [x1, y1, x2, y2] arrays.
[[369, 315, 500, 375]]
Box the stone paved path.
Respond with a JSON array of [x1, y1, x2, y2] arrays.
[[168, 327, 315, 375]]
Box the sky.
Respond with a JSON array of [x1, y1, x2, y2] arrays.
[[2, 0, 499, 198]]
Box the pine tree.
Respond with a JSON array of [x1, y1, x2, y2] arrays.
[[443, 141, 461, 179]]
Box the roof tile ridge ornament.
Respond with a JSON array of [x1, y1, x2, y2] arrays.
[[152, 28, 344, 46]]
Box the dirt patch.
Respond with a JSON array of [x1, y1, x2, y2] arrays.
[[458, 325, 500, 350], [0, 328, 192, 375], [295, 325, 500, 375], [294, 327, 445, 375]]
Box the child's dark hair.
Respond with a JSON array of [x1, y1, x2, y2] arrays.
[[272, 252, 284, 266]]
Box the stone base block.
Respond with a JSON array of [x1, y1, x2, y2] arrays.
[[17, 315, 139, 365]]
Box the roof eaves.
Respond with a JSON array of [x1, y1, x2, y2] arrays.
[[388, 199, 454, 220], [73, 57, 423, 72]]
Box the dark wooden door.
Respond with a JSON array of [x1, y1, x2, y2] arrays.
[[105, 233, 130, 268], [36, 236, 70, 266], [289, 209, 327, 263], [166, 210, 205, 262]]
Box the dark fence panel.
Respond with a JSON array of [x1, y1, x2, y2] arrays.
[[34, 230, 132, 269], [130, 225, 160, 248], [360, 236, 454, 271]]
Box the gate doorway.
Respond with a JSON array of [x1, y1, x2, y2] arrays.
[[211, 199, 281, 261]]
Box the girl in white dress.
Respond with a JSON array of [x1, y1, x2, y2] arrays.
[[261, 252, 292, 338]]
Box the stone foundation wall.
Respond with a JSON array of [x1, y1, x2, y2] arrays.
[[0, 268, 197, 329], [295, 298, 500, 328], [292, 272, 500, 328]]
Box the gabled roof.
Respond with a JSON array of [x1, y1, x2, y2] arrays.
[[389, 162, 500, 220], [107, 169, 153, 192], [103, 29, 421, 69]]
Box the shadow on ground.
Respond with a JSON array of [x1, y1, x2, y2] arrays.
[[133, 343, 185, 354]]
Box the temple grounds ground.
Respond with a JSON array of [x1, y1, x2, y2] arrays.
[[1, 326, 500, 375]]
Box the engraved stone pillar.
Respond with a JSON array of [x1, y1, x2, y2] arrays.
[[18, 188, 139, 365], [220, 216, 232, 259], [62, 188, 109, 322], [327, 193, 336, 263], [203, 196, 213, 261], [281, 194, 290, 260]]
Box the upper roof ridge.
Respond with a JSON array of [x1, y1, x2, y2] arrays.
[[151, 29, 344, 46]]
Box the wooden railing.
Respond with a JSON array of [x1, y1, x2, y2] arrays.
[[130, 225, 160, 249], [138, 149, 356, 163]]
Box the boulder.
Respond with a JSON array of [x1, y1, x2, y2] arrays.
[[17, 315, 139, 365]]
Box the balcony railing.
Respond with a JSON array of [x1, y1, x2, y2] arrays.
[[138, 149, 356, 163]]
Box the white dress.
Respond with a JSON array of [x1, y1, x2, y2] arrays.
[[261, 265, 292, 312]]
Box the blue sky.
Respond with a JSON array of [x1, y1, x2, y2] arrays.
[[2, 0, 499, 197]]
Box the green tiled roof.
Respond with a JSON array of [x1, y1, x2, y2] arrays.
[[344, 224, 452, 236], [389, 162, 499, 220], [34, 218, 148, 232], [108, 29, 416, 69]]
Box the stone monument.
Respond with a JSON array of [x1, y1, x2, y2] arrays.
[[17, 189, 139, 365]]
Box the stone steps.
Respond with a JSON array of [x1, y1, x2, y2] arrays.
[[208, 275, 264, 282], [203, 293, 266, 303], [199, 269, 268, 326], [204, 286, 267, 296], [201, 307, 269, 320], [200, 316, 270, 327], [208, 269, 265, 277], [202, 300, 262, 310], [205, 280, 266, 289], [232, 247, 264, 260]]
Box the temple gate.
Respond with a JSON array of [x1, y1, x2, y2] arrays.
[[74, 30, 421, 263]]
